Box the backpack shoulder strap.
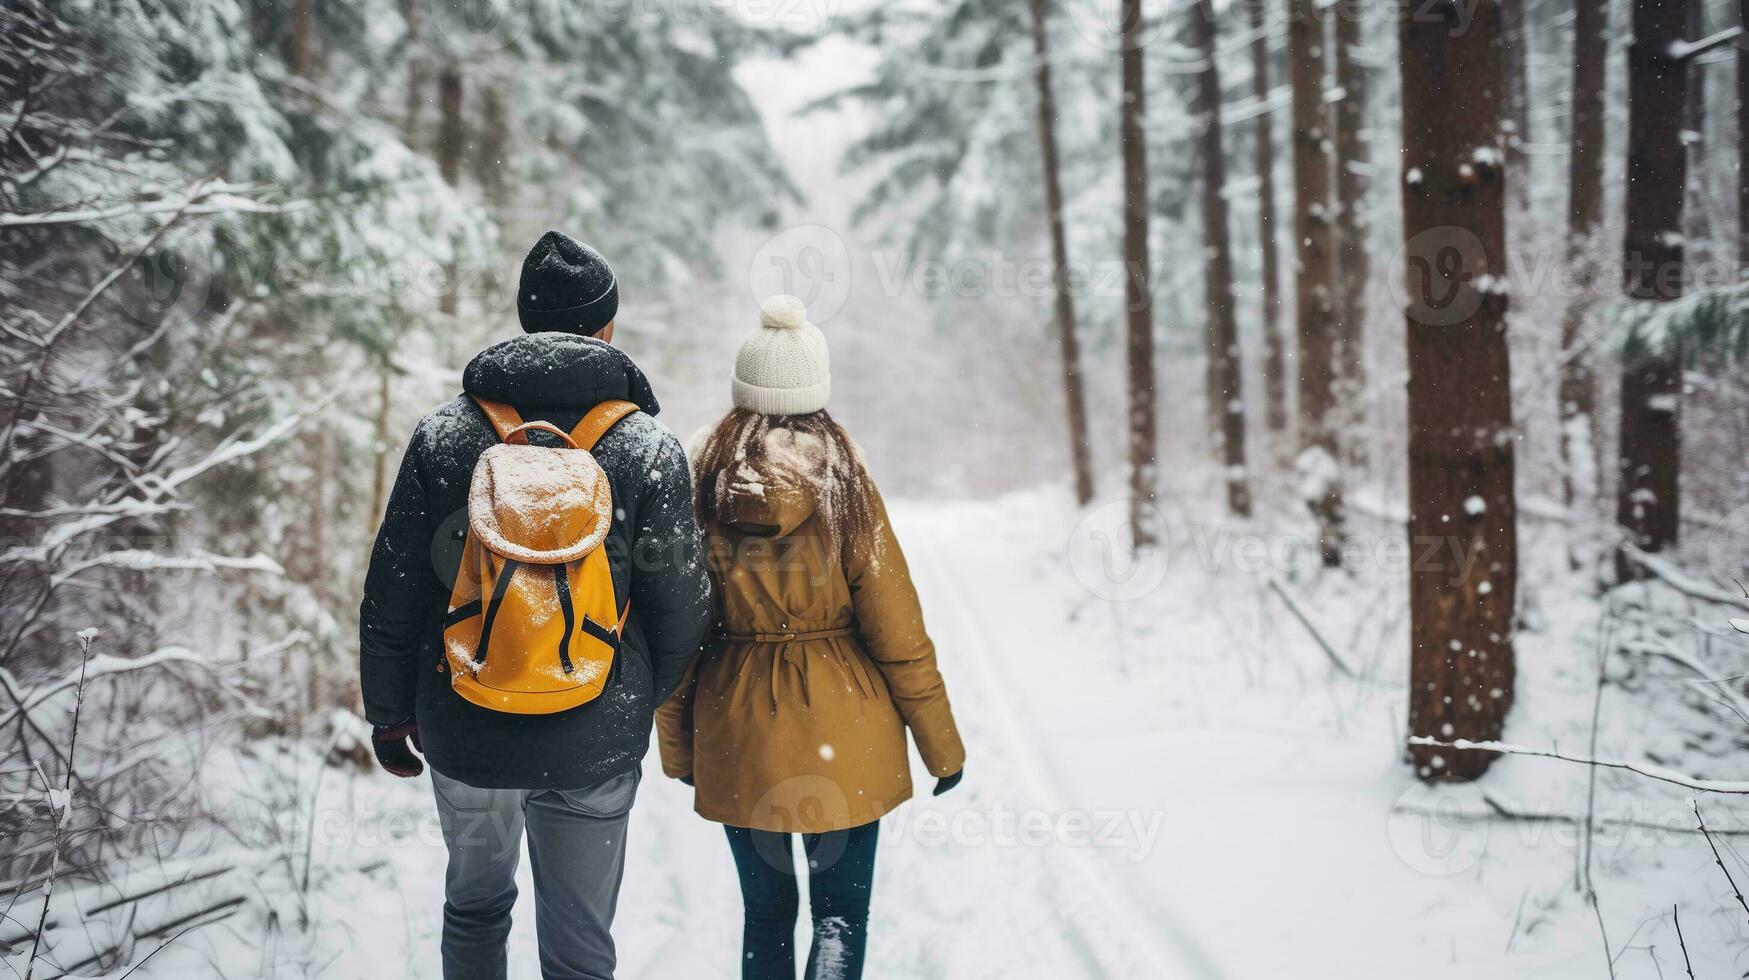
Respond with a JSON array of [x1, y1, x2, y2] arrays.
[[570, 399, 639, 451], [471, 396, 523, 442]]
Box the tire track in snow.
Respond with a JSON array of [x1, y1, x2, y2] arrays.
[[912, 536, 1226, 980]]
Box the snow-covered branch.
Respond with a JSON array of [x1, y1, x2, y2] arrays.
[[0, 189, 309, 228], [49, 549, 283, 587], [0, 399, 329, 566], [1406, 737, 1749, 794], [0, 645, 215, 730]]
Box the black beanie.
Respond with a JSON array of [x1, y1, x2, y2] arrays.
[[517, 231, 619, 335]]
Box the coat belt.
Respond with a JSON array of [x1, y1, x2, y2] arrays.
[[713, 626, 863, 714], [715, 626, 854, 644]]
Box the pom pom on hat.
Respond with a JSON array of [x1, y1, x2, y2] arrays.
[[759, 294, 809, 330]]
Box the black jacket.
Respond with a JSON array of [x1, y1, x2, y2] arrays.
[[359, 333, 710, 789]]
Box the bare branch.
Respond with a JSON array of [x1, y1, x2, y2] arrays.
[[1406, 737, 1749, 793], [1266, 577, 1356, 676], [1694, 801, 1749, 925]]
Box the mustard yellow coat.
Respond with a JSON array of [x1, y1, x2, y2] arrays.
[[655, 474, 965, 834]]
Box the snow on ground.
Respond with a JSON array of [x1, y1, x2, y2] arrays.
[[14, 489, 1748, 978]]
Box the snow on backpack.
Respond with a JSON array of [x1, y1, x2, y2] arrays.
[[441, 396, 636, 714]]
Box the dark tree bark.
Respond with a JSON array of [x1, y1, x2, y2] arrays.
[[1250, 0, 1289, 442], [1332, 0, 1369, 414], [1119, 0, 1158, 547], [1028, 0, 1095, 507], [1615, 0, 1689, 581], [286, 0, 319, 80], [1399, 0, 1518, 782], [1194, 0, 1251, 516], [1288, 0, 1343, 564], [475, 77, 510, 211], [437, 60, 464, 318], [1559, 0, 1608, 524]]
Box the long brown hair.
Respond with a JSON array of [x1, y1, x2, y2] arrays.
[[691, 408, 880, 546]]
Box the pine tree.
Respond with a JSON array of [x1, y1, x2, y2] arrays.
[[1194, 0, 1250, 517], [1027, 0, 1094, 507], [1332, 1, 1369, 441], [1615, 0, 1690, 580], [1399, 0, 1518, 782], [1288, 0, 1343, 565], [1250, 0, 1289, 444], [1121, 0, 1159, 547], [1559, 0, 1608, 529]]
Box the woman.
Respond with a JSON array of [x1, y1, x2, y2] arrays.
[[656, 294, 965, 980]]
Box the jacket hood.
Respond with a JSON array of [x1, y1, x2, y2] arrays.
[[719, 458, 817, 538], [462, 333, 660, 414]]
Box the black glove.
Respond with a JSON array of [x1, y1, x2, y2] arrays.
[[679, 774, 695, 787], [933, 769, 963, 797], [372, 721, 424, 777]]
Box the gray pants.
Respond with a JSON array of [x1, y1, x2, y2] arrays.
[[431, 766, 640, 980]]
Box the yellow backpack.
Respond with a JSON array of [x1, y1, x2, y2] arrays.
[[442, 396, 636, 714]]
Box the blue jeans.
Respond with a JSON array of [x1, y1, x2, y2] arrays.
[[431, 767, 639, 980], [724, 822, 879, 980]]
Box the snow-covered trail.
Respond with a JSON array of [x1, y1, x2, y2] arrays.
[[290, 496, 1217, 979], [609, 504, 1220, 978]]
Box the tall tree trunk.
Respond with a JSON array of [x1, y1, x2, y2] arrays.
[[1288, 0, 1343, 565], [1250, 0, 1289, 443], [1120, 0, 1158, 547], [1194, 0, 1251, 517], [1028, 0, 1095, 508], [1684, 0, 1710, 270], [1400, 0, 1518, 782], [1332, 0, 1370, 469], [437, 60, 464, 318], [1615, 0, 1689, 581], [1741, 0, 1749, 275], [1499, 0, 1532, 194], [369, 367, 394, 543], [286, 0, 319, 80], [401, 0, 427, 144], [475, 76, 511, 212], [1559, 0, 1608, 531]]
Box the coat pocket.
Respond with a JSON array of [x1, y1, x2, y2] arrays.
[[551, 766, 641, 818]]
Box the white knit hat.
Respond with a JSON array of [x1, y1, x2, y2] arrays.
[[732, 295, 831, 416]]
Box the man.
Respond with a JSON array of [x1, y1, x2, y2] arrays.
[[359, 231, 710, 979]]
